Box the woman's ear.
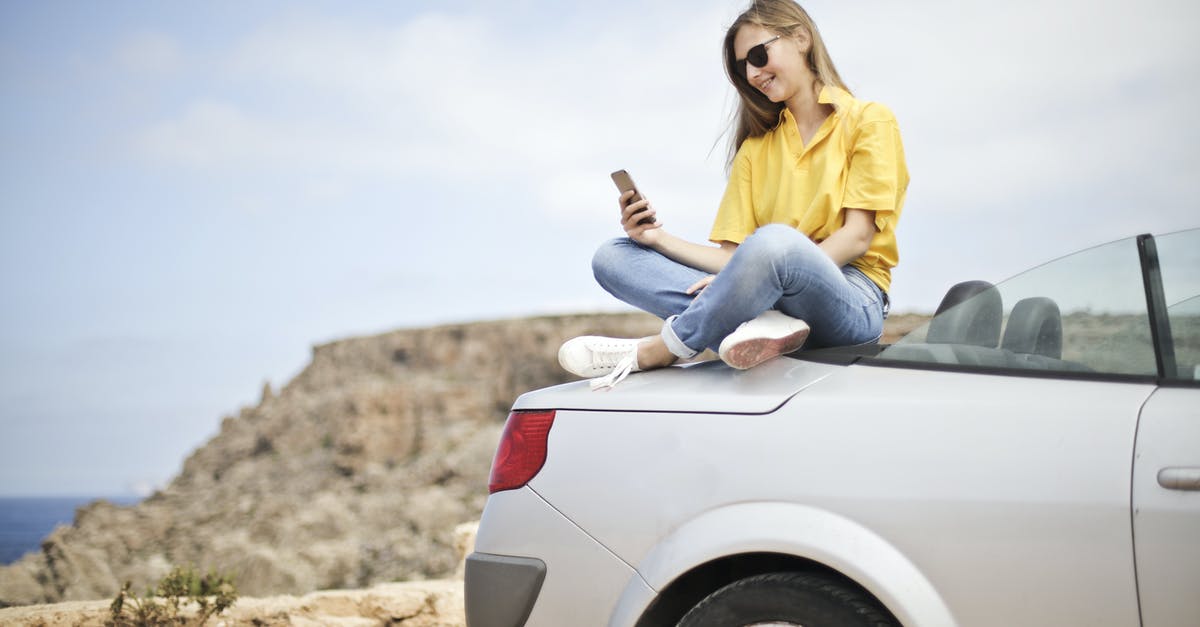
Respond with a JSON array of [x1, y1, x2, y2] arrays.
[[792, 28, 812, 55]]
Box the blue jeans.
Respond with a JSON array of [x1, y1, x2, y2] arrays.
[[592, 224, 887, 359]]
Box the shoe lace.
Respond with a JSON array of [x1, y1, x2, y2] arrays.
[[590, 352, 637, 391]]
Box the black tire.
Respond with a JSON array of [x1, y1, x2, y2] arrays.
[[677, 572, 899, 627]]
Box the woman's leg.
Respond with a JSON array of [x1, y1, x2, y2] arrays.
[[559, 238, 705, 386], [668, 224, 884, 354], [785, 265, 885, 349], [591, 237, 711, 320]]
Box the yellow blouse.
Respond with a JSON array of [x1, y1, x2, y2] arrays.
[[710, 86, 909, 292]]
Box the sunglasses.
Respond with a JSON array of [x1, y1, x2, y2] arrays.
[[736, 35, 781, 77]]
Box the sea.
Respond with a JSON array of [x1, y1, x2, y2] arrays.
[[0, 496, 141, 565]]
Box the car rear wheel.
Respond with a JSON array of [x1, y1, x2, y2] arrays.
[[676, 572, 898, 627]]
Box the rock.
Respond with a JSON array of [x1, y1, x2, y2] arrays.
[[0, 579, 467, 626], [452, 522, 478, 580], [0, 517, 481, 626], [0, 558, 43, 606]]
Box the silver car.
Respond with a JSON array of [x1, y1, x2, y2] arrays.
[[466, 229, 1199, 627]]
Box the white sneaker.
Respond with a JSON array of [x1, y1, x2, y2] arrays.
[[718, 311, 811, 370], [558, 336, 644, 390]]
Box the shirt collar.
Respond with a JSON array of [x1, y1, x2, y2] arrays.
[[777, 85, 851, 125], [818, 85, 851, 108]]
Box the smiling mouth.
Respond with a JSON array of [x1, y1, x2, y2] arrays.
[[758, 77, 774, 92]]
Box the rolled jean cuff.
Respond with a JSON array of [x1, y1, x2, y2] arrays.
[[661, 315, 700, 360]]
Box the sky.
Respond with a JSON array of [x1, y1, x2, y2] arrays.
[[1, 0, 1197, 496]]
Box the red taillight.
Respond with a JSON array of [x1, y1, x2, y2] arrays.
[[488, 410, 556, 494]]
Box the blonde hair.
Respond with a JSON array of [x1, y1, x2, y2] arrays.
[[723, 0, 849, 163]]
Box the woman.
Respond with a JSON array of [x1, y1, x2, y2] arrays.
[[561, 0, 908, 389]]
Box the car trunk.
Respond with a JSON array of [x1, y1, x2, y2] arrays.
[[512, 357, 841, 414]]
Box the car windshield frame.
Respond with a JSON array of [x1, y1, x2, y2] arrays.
[[795, 229, 1200, 387]]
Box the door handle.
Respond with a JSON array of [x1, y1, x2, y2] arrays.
[[1157, 467, 1200, 491]]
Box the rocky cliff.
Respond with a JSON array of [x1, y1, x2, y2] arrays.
[[0, 312, 927, 607], [0, 313, 667, 606]]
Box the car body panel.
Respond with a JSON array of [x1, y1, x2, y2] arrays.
[[527, 364, 1152, 626], [1132, 386, 1200, 626], [472, 487, 642, 626], [627, 501, 956, 627], [512, 357, 841, 414], [608, 574, 658, 627]]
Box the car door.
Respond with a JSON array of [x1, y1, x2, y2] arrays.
[[873, 230, 1198, 624], [1132, 387, 1200, 626], [1131, 228, 1200, 626]]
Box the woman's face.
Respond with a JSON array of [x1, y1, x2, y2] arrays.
[[732, 24, 810, 103]]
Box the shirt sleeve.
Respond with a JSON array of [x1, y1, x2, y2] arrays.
[[708, 145, 758, 244], [842, 108, 908, 232]]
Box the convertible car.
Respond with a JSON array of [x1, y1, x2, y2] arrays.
[[466, 229, 1198, 627]]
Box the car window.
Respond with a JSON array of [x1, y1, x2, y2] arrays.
[[1154, 228, 1200, 382], [877, 235, 1159, 377]]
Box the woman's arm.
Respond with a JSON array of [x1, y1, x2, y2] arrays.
[[818, 208, 876, 267], [664, 206, 873, 273], [620, 191, 737, 274], [650, 233, 737, 275]]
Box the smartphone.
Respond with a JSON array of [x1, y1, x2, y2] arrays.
[[610, 169, 657, 226]]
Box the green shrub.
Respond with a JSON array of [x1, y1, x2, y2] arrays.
[[106, 565, 237, 627]]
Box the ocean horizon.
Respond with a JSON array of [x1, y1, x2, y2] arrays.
[[0, 496, 142, 565]]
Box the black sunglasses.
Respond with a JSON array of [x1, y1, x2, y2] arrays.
[[736, 35, 781, 76]]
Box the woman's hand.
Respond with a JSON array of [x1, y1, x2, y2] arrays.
[[686, 275, 715, 296], [620, 190, 663, 245]]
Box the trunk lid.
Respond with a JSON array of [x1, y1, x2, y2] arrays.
[[512, 357, 841, 414]]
